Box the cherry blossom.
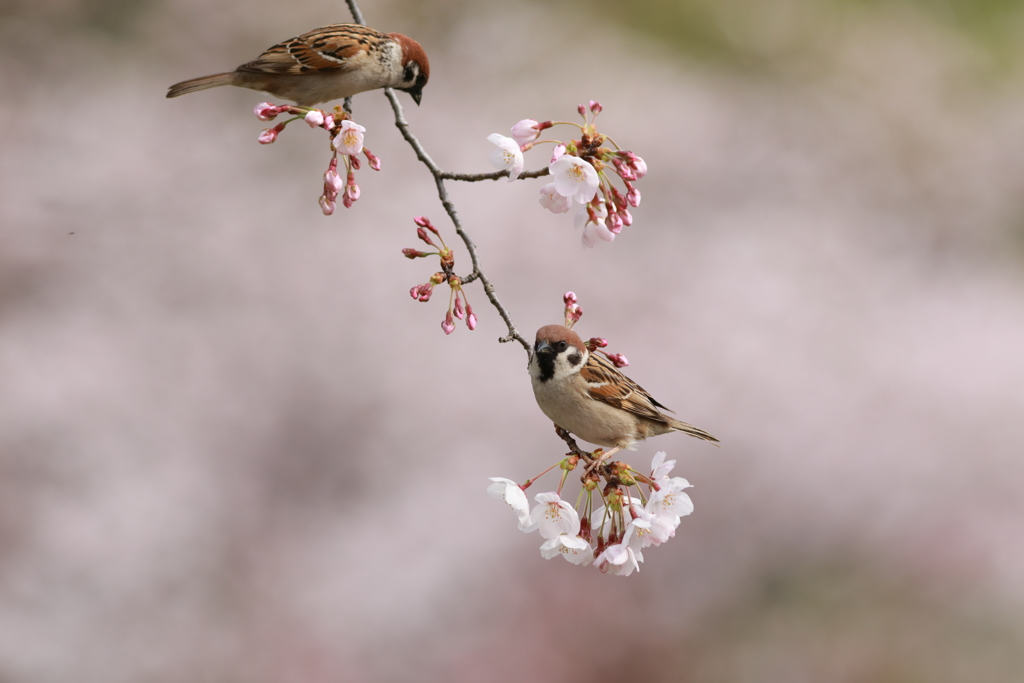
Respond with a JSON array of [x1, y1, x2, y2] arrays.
[[333, 120, 366, 155], [486, 134, 524, 181], [540, 534, 594, 565], [650, 451, 676, 482], [531, 492, 580, 539], [487, 478, 535, 531], [550, 155, 599, 203], [575, 201, 614, 248], [648, 477, 694, 521], [539, 183, 572, 214], [594, 522, 644, 576]]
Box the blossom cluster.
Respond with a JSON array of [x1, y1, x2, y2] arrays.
[[488, 452, 693, 576], [403, 216, 477, 335], [487, 101, 647, 247], [253, 102, 381, 215]]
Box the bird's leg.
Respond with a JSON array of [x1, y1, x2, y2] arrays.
[[583, 446, 623, 478]]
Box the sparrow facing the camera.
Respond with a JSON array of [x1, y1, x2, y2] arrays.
[[166, 23, 429, 106], [530, 325, 719, 460]]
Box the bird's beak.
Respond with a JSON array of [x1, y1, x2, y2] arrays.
[[411, 89, 422, 106], [534, 340, 553, 355]]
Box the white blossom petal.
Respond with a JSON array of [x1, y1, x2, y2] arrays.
[[487, 133, 524, 182], [539, 182, 573, 214], [531, 491, 580, 539], [540, 534, 594, 565], [333, 120, 366, 155], [487, 477, 536, 532], [549, 155, 599, 202]]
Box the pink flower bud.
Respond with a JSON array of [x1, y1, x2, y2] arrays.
[[342, 193, 354, 208], [571, 306, 583, 323], [441, 312, 455, 335], [416, 227, 437, 246], [589, 100, 603, 114], [510, 119, 541, 147], [304, 110, 325, 128], [324, 169, 344, 196], [466, 304, 477, 330], [349, 155, 361, 170], [410, 283, 434, 301], [550, 144, 566, 164], [416, 216, 440, 235], [608, 353, 629, 368], [453, 294, 465, 320], [346, 183, 360, 202], [257, 123, 285, 145], [627, 186, 641, 207], [318, 195, 335, 215], [613, 158, 637, 181], [563, 291, 578, 305], [254, 102, 279, 121], [588, 337, 608, 348], [402, 248, 428, 259], [364, 149, 381, 171], [606, 212, 623, 234], [619, 208, 633, 226], [630, 155, 647, 179], [577, 103, 587, 117], [322, 114, 335, 130]]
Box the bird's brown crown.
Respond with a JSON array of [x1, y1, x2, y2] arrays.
[[535, 325, 587, 354], [390, 33, 430, 82]]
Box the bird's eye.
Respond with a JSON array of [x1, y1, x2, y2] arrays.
[[403, 64, 416, 82], [556, 341, 567, 352]]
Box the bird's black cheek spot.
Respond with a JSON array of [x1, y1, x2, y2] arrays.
[[567, 352, 582, 367]]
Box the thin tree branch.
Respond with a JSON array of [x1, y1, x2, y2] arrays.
[[439, 168, 550, 182], [555, 425, 595, 464], [384, 88, 531, 353], [344, 0, 366, 25], [346, 0, 530, 353]]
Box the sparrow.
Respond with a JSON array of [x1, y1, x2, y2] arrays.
[[530, 324, 719, 461], [166, 23, 429, 106]]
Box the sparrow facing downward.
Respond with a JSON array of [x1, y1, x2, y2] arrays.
[[166, 23, 429, 106], [530, 325, 719, 460]]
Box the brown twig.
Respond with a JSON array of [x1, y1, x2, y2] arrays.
[[439, 168, 550, 182], [346, 0, 531, 354], [383, 88, 531, 353], [555, 425, 595, 464], [344, 0, 366, 25]]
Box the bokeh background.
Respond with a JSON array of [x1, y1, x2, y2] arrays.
[[3, 0, 1024, 680]]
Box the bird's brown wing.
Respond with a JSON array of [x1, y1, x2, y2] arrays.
[[237, 24, 380, 75], [579, 352, 674, 423]]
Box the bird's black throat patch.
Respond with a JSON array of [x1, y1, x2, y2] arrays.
[[535, 351, 556, 382]]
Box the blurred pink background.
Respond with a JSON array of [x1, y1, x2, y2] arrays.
[[2, 0, 1024, 680]]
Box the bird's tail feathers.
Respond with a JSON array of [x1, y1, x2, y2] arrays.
[[668, 417, 720, 446], [166, 73, 235, 99]]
